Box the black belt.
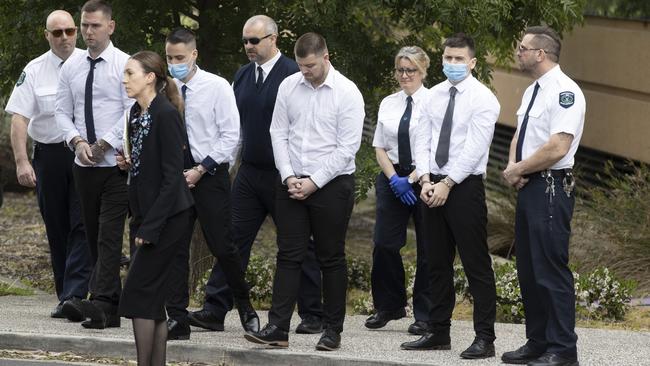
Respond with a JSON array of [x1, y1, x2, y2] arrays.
[[392, 164, 414, 176], [428, 173, 482, 183], [526, 168, 573, 179], [34, 141, 67, 149]]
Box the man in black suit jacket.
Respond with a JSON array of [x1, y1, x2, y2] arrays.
[[187, 15, 324, 335]]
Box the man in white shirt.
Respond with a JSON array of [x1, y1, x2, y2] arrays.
[[55, 0, 131, 330], [501, 26, 584, 366], [162, 27, 258, 341], [4, 10, 91, 321], [244, 32, 365, 351], [401, 33, 499, 359]]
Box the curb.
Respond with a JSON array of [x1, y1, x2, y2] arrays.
[[0, 332, 428, 366]]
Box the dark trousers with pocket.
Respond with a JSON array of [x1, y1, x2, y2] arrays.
[[33, 142, 91, 302], [515, 173, 577, 358], [72, 164, 128, 308], [372, 170, 432, 320], [202, 162, 322, 320], [269, 175, 355, 333], [422, 175, 496, 341], [166, 164, 250, 321]]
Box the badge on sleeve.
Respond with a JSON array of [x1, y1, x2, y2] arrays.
[[16, 71, 26, 87], [559, 91, 575, 109]]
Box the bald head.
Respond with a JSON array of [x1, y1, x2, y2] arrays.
[[45, 10, 77, 60], [242, 15, 279, 65], [244, 15, 278, 35]]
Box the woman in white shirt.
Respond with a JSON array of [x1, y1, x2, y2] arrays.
[[365, 46, 432, 335]]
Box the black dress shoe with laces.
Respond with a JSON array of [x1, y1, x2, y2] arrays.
[[460, 337, 495, 359], [61, 297, 84, 322], [315, 328, 341, 351], [167, 318, 191, 340], [407, 320, 427, 335], [364, 308, 406, 329], [80, 300, 120, 329], [187, 309, 224, 331], [528, 353, 579, 366], [400, 332, 451, 350], [296, 315, 323, 334], [244, 324, 289, 348], [236, 300, 260, 333], [502, 344, 546, 364], [51, 303, 65, 318]]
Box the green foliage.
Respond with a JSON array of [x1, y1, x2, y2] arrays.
[[585, 0, 650, 20], [347, 256, 372, 291], [354, 141, 381, 202], [575, 267, 635, 321], [0, 282, 34, 296], [494, 261, 525, 323]]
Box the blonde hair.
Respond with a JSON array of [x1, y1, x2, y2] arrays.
[[394, 46, 430, 78]]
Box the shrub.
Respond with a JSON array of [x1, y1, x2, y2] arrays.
[[347, 256, 371, 291], [575, 267, 635, 321], [493, 261, 525, 323]]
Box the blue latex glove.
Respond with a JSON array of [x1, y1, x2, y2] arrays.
[[399, 187, 418, 206], [389, 174, 412, 197]]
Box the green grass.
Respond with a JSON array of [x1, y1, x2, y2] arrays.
[[0, 282, 34, 296]]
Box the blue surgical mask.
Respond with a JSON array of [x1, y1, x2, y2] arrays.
[[168, 61, 191, 80], [442, 62, 469, 82]]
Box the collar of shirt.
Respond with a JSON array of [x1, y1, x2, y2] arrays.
[[48, 50, 64, 68], [443, 73, 474, 95], [181, 65, 204, 92], [406, 84, 428, 105], [299, 62, 336, 90], [85, 41, 117, 63], [535, 64, 562, 90], [256, 50, 282, 81]]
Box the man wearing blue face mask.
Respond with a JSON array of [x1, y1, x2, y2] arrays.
[[162, 27, 259, 341], [401, 33, 499, 360]]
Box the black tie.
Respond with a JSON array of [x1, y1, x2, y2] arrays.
[[516, 82, 541, 162], [256, 66, 263, 89], [398, 95, 413, 170], [181, 85, 196, 167], [85, 57, 103, 143], [435, 86, 457, 168]]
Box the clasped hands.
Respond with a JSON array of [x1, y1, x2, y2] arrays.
[[502, 162, 529, 190], [389, 174, 417, 206], [75, 139, 109, 166], [286, 176, 318, 200]]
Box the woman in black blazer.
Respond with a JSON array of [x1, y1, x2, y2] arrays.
[[117, 50, 193, 366]]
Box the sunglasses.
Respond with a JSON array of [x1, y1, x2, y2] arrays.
[[47, 27, 77, 37], [242, 33, 273, 45]]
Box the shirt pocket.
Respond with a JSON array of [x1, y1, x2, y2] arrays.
[[35, 87, 57, 115]]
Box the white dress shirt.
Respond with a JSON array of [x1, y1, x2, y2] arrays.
[[270, 64, 365, 188], [255, 50, 282, 83], [55, 42, 132, 167], [516, 65, 585, 169], [373, 85, 429, 165], [415, 75, 500, 183], [5, 49, 85, 144], [173, 66, 240, 169]]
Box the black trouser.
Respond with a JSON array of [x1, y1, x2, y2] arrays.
[[202, 163, 322, 319], [72, 164, 128, 307], [421, 175, 496, 341], [33, 142, 91, 302], [166, 164, 250, 321], [269, 175, 355, 333], [372, 170, 431, 320], [515, 172, 577, 358]]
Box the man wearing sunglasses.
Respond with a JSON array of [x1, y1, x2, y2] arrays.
[[188, 14, 324, 337], [5, 9, 91, 323]]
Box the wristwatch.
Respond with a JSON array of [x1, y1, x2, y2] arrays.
[[441, 176, 454, 189]]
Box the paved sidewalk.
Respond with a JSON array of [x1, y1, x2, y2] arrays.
[[0, 295, 648, 365]]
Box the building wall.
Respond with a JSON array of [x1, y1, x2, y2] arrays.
[[492, 16, 650, 163]]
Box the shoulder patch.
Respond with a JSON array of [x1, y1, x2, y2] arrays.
[[16, 71, 26, 87], [559, 91, 574, 109]]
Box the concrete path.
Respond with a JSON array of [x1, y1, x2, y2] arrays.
[[0, 295, 648, 365]]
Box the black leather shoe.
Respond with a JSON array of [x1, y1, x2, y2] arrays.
[[460, 338, 495, 359], [61, 298, 84, 322], [51, 303, 65, 319], [400, 332, 451, 350], [244, 324, 289, 348], [80, 300, 120, 329], [407, 320, 427, 335], [236, 300, 260, 333], [502, 344, 546, 364], [315, 328, 341, 351], [167, 318, 191, 340], [296, 315, 323, 334], [364, 308, 406, 329], [528, 353, 579, 366], [187, 309, 224, 331]]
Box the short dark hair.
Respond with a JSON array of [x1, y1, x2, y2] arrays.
[[524, 26, 561, 62], [166, 27, 196, 47], [294, 32, 328, 58], [81, 0, 112, 19], [442, 33, 475, 57]]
